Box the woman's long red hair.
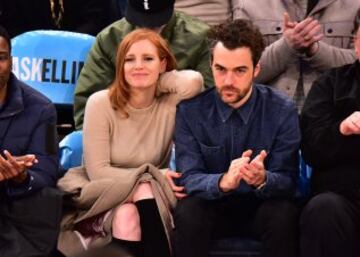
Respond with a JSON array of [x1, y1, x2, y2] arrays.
[[108, 29, 177, 118]]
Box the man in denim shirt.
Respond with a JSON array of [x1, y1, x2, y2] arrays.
[[174, 20, 300, 257]]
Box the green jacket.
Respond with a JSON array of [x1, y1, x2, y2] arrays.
[[74, 11, 212, 129]]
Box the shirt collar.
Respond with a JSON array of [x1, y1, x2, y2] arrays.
[[214, 85, 257, 124]]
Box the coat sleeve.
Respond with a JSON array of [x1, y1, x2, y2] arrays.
[[255, 37, 300, 84], [232, 3, 299, 84], [158, 70, 204, 103], [305, 41, 357, 70], [74, 34, 116, 130], [6, 103, 59, 198]]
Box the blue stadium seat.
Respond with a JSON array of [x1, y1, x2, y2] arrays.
[[11, 30, 95, 134], [59, 130, 83, 175]]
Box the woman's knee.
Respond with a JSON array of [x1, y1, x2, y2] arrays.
[[112, 203, 141, 240]]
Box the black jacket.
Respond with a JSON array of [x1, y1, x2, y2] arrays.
[[301, 60, 360, 193]]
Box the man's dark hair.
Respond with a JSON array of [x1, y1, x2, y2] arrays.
[[208, 19, 265, 66], [0, 25, 11, 54], [354, 8, 360, 35]]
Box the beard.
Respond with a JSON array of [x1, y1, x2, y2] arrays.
[[218, 84, 251, 105]]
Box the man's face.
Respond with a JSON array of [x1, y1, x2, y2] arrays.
[[212, 42, 260, 108], [0, 37, 11, 90]]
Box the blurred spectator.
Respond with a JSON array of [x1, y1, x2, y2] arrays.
[[0, 25, 62, 257], [0, 0, 109, 38], [299, 9, 360, 257], [233, 0, 360, 111], [175, 0, 232, 26], [74, 0, 212, 129]]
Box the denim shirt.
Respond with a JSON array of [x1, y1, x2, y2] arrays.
[[175, 84, 300, 200]]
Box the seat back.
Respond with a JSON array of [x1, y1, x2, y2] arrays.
[[11, 30, 95, 105], [59, 130, 83, 174], [11, 31, 95, 136]]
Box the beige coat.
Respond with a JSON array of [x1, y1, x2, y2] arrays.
[[57, 164, 177, 257]]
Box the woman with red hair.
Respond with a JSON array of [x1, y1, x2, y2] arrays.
[[57, 29, 203, 257]]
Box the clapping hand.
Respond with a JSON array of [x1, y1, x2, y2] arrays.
[[0, 150, 37, 182]]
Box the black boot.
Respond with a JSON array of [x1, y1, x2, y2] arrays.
[[110, 237, 143, 257], [135, 199, 171, 257]]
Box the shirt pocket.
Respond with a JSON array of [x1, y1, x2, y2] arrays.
[[199, 142, 226, 173], [323, 21, 354, 48], [253, 19, 283, 46]]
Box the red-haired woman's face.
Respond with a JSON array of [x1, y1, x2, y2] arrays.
[[124, 39, 167, 91]]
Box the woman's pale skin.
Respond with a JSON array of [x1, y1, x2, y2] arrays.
[[112, 39, 185, 241]]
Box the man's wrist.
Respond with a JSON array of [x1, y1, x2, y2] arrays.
[[305, 41, 319, 57], [11, 170, 28, 183], [219, 173, 233, 193]]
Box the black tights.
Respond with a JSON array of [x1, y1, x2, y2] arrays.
[[111, 199, 170, 257]]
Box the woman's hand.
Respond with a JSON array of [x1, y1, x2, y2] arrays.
[[165, 170, 187, 199]]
